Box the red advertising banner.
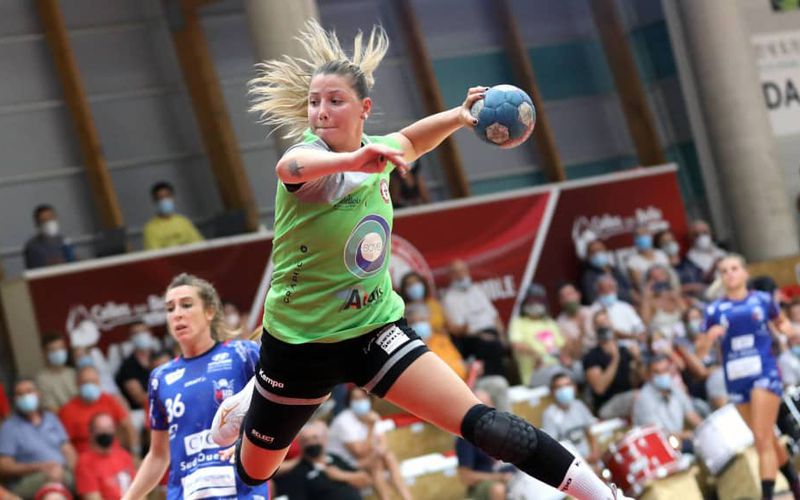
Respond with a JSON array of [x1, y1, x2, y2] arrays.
[[25, 234, 273, 352], [534, 167, 688, 306], [392, 192, 552, 321]]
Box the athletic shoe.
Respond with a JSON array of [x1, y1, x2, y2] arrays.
[[211, 376, 254, 447]]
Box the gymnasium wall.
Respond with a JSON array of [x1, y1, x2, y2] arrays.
[[0, 0, 703, 277]]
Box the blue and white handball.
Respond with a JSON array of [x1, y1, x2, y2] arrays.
[[470, 84, 536, 149]]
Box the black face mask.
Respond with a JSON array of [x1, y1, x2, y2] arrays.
[[95, 433, 114, 449], [303, 444, 323, 459]]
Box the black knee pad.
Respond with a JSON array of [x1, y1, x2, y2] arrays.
[[461, 404, 538, 463], [461, 404, 574, 488]]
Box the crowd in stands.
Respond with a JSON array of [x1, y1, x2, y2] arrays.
[[5, 217, 800, 500]]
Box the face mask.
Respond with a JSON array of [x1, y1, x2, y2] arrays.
[[523, 303, 547, 317], [589, 252, 609, 268], [662, 241, 680, 257], [47, 349, 68, 366], [412, 321, 432, 340], [303, 443, 323, 459], [351, 399, 371, 417], [453, 277, 472, 290], [157, 197, 175, 216], [653, 373, 672, 391], [792, 346, 800, 358], [652, 338, 671, 353], [80, 383, 102, 402], [695, 234, 712, 250], [41, 220, 59, 238], [76, 355, 94, 369], [554, 386, 575, 406], [94, 432, 114, 449], [634, 234, 653, 251], [225, 313, 241, 329], [599, 293, 618, 307], [562, 301, 580, 315], [405, 282, 426, 301], [688, 320, 703, 335], [132, 332, 153, 351], [15, 393, 38, 414]]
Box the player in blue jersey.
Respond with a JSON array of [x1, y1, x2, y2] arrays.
[[122, 274, 268, 500], [704, 255, 800, 500]]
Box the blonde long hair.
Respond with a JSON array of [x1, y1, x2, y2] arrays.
[[248, 19, 389, 140]]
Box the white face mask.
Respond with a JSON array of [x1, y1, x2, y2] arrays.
[[41, 220, 59, 237], [694, 234, 712, 250], [225, 313, 241, 329]]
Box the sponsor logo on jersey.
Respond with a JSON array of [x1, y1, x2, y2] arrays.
[[184, 376, 206, 388], [208, 351, 233, 373], [165, 368, 186, 385], [380, 179, 390, 204], [213, 379, 235, 405], [338, 285, 385, 311], [752, 305, 764, 322], [334, 193, 364, 211], [151, 378, 159, 390], [184, 429, 218, 456], [343, 214, 390, 278]]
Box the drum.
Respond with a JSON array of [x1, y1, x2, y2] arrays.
[[693, 403, 753, 475], [602, 426, 681, 496]]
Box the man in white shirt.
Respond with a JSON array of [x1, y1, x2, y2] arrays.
[[686, 220, 726, 280], [779, 336, 800, 387], [588, 275, 646, 349], [541, 372, 599, 463], [632, 355, 702, 453], [442, 259, 507, 376]]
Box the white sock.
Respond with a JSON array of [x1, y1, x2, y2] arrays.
[[557, 458, 620, 500]]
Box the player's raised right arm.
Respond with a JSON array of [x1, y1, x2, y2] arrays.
[[122, 430, 170, 500]]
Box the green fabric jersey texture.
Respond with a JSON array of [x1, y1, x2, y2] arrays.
[[263, 131, 405, 344]]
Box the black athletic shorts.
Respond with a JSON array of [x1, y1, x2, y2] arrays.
[[243, 318, 429, 449]]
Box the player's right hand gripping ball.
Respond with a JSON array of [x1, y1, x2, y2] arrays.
[[470, 84, 536, 149]]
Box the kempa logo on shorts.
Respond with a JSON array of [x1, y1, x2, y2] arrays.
[[250, 429, 274, 444], [258, 370, 284, 389]]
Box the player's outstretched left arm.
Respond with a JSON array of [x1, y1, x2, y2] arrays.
[[122, 430, 170, 500], [389, 86, 486, 164]]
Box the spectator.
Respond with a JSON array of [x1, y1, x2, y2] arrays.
[[672, 307, 713, 402], [582, 311, 642, 418], [442, 260, 507, 377], [59, 366, 136, 454], [588, 275, 646, 349], [389, 165, 430, 209], [787, 299, 800, 335], [114, 322, 154, 442], [555, 282, 595, 354], [579, 239, 636, 305], [455, 389, 516, 500], [640, 266, 687, 341], [274, 420, 370, 500], [23, 204, 76, 270], [541, 373, 600, 464], [779, 334, 800, 387], [36, 333, 78, 414], [632, 355, 702, 453], [142, 181, 203, 250], [75, 412, 135, 500], [222, 301, 247, 339], [327, 387, 412, 500], [69, 343, 120, 398], [400, 271, 467, 379], [686, 220, 726, 281], [0, 379, 76, 498], [508, 284, 565, 385], [625, 225, 670, 290], [654, 229, 705, 297], [0, 485, 20, 500]]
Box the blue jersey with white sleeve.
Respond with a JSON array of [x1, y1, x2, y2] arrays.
[[703, 291, 782, 402], [149, 340, 268, 500]]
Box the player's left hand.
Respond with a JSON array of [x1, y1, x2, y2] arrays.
[[460, 86, 488, 128]]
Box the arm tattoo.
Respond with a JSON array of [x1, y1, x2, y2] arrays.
[[288, 160, 305, 178]]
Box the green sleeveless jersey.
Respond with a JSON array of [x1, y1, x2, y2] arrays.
[[263, 131, 405, 344]]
